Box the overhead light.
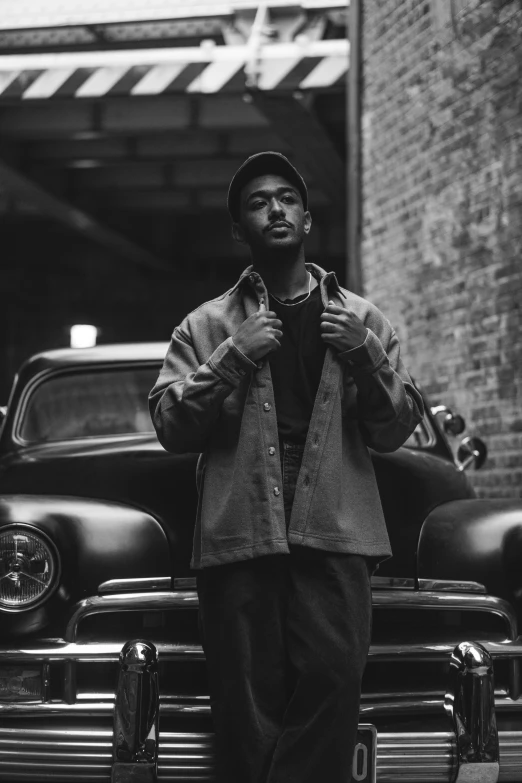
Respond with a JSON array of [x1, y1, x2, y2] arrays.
[[73, 131, 105, 140], [70, 324, 97, 348], [68, 159, 102, 169]]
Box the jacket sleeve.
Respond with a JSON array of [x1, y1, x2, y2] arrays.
[[338, 321, 424, 453], [149, 323, 256, 454]]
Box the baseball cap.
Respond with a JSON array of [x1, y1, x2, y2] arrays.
[[227, 151, 308, 221]]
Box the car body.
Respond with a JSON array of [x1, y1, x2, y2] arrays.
[[0, 343, 521, 782]]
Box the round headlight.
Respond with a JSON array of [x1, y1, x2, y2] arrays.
[[0, 525, 60, 612]]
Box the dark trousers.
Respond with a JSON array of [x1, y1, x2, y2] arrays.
[[196, 442, 372, 783]]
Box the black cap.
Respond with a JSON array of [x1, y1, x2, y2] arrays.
[[227, 151, 308, 221]]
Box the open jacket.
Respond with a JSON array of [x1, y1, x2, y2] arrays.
[[149, 263, 424, 569]]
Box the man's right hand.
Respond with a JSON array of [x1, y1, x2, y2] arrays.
[[232, 301, 283, 362]]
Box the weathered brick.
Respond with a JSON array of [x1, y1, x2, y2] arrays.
[[362, 0, 522, 498]]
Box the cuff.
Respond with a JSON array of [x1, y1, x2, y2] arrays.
[[207, 336, 257, 385], [337, 329, 388, 375]]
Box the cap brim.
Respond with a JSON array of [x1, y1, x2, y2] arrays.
[[227, 152, 308, 220]]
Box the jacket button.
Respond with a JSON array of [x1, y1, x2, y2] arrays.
[[238, 368, 246, 376], [263, 403, 271, 411], [249, 274, 256, 283], [273, 487, 280, 496], [268, 447, 276, 456]]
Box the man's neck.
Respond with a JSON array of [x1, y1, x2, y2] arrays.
[[252, 253, 315, 301]]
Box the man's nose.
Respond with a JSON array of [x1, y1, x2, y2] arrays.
[[268, 198, 285, 217]]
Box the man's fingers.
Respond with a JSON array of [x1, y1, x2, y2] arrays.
[[325, 303, 343, 314], [320, 322, 337, 333], [320, 312, 341, 324]]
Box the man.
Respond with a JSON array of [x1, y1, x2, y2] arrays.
[[149, 151, 423, 783]]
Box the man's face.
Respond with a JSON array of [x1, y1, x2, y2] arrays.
[[232, 173, 311, 253]]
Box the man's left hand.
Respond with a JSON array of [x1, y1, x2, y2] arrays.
[[320, 302, 368, 352]]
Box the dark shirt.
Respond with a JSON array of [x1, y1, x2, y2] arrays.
[[268, 284, 326, 444]]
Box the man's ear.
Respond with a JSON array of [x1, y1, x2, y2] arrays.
[[304, 210, 312, 235], [232, 222, 247, 245]]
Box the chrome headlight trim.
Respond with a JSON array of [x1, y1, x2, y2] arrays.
[[0, 523, 61, 613]]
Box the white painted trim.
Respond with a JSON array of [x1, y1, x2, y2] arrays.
[[186, 58, 245, 93], [75, 66, 129, 98], [0, 39, 348, 72], [130, 63, 188, 95], [299, 52, 349, 89], [22, 67, 77, 99]]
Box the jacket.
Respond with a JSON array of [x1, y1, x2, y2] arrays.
[[149, 263, 424, 569]]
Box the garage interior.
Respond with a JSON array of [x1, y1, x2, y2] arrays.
[[0, 1, 350, 399]]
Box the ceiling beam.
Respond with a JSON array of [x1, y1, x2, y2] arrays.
[[73, 186, 330, 212], [247, 91, 344, 207], [0, 155, 172, 272], [23, 129, 292, 164]]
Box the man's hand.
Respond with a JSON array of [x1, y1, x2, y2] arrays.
[[233, 300, 283, 362], [320, 301, 367, 352]]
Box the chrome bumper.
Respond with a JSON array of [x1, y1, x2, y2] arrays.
[[1, 639, 520, 782], [0, 585, 521, 782], [0, 726, 520, 781], [112, 640, 158, 783]]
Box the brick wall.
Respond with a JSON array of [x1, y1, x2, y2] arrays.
[[361, 0, 522, 497]]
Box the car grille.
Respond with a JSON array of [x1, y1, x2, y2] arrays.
[[0, 724, 521, 782], [0, 577, 521, 782]]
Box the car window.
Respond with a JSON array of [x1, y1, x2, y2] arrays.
[[19, 367, 159, 444]]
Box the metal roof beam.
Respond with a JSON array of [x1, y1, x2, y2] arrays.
[[247, 91, 344, 206], [0, 39, 348, 101], [73, 187, 330, 213], [0, 2, 348, 31], [0, 155, 171, 271]]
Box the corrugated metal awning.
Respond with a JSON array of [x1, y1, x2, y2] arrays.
[[0, 39, 348, 99], [0, 0, 347, 29]]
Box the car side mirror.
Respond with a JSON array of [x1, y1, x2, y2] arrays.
[[431, 406, 466, 436], [456, 436, 487, 472]]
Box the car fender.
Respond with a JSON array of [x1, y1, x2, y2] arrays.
[[0, 494, 171, 602], [417, 498, 522, 607]]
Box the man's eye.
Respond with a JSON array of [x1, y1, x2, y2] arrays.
[[252, 201, 265, 209], [282, 196, 295, 203]]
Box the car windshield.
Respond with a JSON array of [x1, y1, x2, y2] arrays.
[[19, 366, 158, 444], [19, 365, 435, 449]]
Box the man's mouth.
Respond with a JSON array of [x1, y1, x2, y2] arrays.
[[266, 221, 292, 232]]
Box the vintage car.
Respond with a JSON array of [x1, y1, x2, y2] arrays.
[[0, 342, 521, 783]]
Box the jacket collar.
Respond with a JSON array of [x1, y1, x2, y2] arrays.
[[228, 263, 346, 301]]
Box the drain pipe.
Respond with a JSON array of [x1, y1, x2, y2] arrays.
[[346, 0, 363, 295]]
